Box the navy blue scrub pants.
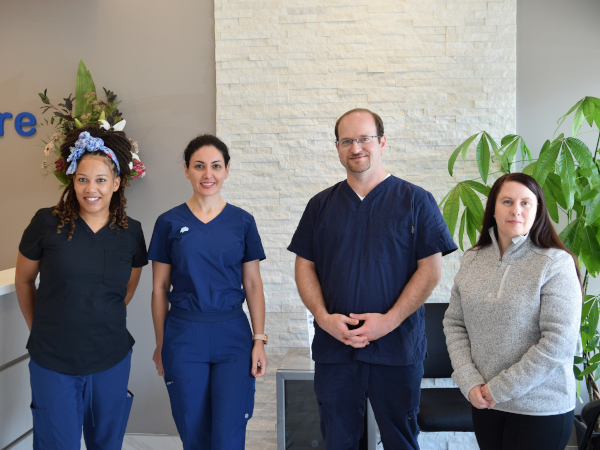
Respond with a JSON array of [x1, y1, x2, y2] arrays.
[[28, 350, 133, 450], [314, 361, 423, 450], [161, 308, 255, 450]]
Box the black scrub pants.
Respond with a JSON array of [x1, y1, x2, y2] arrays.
[[472, 406, 574, 450]]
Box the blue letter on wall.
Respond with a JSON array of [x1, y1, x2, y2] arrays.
[[0, 112, 13, 136], [15, 112, 37, 137]]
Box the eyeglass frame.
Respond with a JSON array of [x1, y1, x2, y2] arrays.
[[335, 135, 383, 147]]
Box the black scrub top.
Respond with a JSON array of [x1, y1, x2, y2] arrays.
[[288, 176, 457, 366], [19, 207, 148, 375]]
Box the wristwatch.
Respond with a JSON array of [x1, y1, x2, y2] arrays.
[[253, 334, 268, 345]]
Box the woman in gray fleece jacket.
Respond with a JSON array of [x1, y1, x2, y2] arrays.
[[444, 173, 581, 450]]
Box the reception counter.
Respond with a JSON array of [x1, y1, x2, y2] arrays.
[[0, 268, 33, 449]]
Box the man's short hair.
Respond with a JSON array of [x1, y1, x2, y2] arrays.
[[334, 108, 385, 141]]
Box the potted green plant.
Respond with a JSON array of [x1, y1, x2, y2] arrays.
[[439, 96, 600, 407]]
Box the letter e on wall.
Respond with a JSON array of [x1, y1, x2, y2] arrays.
[[15, 112, 37, 137]]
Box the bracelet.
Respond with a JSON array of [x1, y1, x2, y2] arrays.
[[253, 334, 268, 345]]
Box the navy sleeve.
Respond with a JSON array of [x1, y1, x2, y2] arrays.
[[415, 191, 458, 259], [132, 225, 149, 268], [147, 217, 172, 264], [18, 209, 49, 261], [242, 216, 266, 263], [287, 197, 318, 262]]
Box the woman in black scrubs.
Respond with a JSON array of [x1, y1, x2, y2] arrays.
[[15, 126, 148, 450]]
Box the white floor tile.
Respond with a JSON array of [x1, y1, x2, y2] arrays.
[[122, 434, 183, 450]]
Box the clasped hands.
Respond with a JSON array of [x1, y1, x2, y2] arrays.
[[469, 384, 496, 409], [318, 312, 396, 348]]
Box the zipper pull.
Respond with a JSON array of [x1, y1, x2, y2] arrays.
[[411, 224, 414, 234]]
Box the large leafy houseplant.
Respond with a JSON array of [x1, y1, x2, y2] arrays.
[[439, 96, 600, 404]]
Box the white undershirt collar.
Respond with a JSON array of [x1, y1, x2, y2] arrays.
[[356, 173, 391, 201]]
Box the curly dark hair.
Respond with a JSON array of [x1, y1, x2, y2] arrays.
[[53, 125, 133, 240]]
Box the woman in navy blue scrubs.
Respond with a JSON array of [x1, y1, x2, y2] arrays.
[[15, 126, 148, 450], [148, 134, 268, 450]]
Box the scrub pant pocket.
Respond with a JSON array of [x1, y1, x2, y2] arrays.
[[118, 391, 134, 440], [236, 375, 256, 429], [30, 404, 57, 449]]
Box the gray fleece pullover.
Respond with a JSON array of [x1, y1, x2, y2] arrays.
[[443, 228, 581, 415]]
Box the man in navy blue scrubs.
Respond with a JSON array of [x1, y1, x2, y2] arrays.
[[288, 108, 457, 450]]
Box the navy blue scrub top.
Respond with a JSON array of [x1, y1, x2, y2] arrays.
[[288, 176, 457, 366], [19, 207, 148, 375], [147, 203, 266, 313]]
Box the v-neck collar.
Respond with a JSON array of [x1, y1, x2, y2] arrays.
[[342, 174, 393, 207], [76, 215, 111, 241], [182, 202, 230, 233]]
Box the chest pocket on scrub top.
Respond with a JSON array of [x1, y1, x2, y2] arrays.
[[103, 251, 133, 287], [373, 220, 412, 264]]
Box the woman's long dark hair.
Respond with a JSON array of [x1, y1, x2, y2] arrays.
[[475, 173, 581, 282]]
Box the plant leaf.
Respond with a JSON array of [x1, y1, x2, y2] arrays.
[[521, 139, 533, 165], [580, 363, 599, 378], [583, 295, 595, 323], [542, 182, 559, 223], [589, 352, 600, 365], [522, 161, 536, 175], [74, 60, 97, 117], [484, 132, 500, 160], [463, 180, 491, 197], [586, 194, 600, 226], [589, 304, 600, 343], [500, 137, 519, 173], [459, 184, 485, 227], [532, 139, 561, 187], [466, 204, 479, 246], [547, 173, 567, 209], [559, 217, 583, 256], [448, 143, 464, 176], [572, 102, 585, 136], [442, 186, 461, 237], [448, 133, 479, 176], [565, 137, 594, 169], [556, 98, 583, 136], [501, 134, 518, 146], [53, 170, 69, 186], [594, 105, 600, 130], [558, 144, 576, 210], [579, 184, 598, 205], [580, 224, 600, 276], [476, 135, 490, 183], [458, 209, 467, 252], [583, 97, 596, 127]]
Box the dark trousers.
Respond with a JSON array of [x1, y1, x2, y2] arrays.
[[472, 406, 574, 450], [29, 350, 133, 450], [161, 313, 255, 450], [314, 361, 423, 450]]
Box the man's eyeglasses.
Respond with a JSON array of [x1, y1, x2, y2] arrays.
[[336, 136, 382, 148]]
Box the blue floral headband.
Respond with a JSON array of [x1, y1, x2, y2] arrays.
[[66, 131, 121, 175]]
